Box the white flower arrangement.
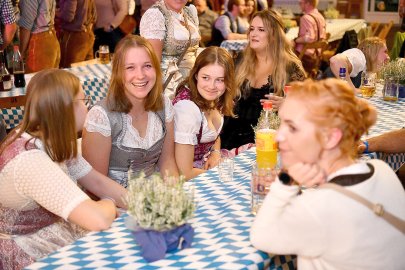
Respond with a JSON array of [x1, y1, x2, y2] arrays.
[[379, 59, 405, 84], [125, 172, 195, 231], [324, 7, 339, 19]]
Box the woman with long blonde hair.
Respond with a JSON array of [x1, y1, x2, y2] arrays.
[[221, 9, 305, 150], [82, 35, 178, 188]]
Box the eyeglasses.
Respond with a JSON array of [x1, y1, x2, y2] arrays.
[[76, 96, 93, 107]]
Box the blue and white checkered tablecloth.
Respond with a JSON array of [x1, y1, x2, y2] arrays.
[[362, 92, 405, 171], [25, 150, 297, 270], [0, 64, 111, 130]]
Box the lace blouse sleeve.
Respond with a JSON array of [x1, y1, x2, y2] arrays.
[[173, 100, 202, 145], [84, 105, 112, 137], [13, 150, 89, 220], [164, 95, 174, 122], [140, 8, 166, 40], [65, 154, 93, 181]]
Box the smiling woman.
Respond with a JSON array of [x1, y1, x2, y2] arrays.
[[82, 35, 179, 188], [172, 47, 237, 180]]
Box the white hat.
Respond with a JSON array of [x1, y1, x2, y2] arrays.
[[342, 48, 367, 77]]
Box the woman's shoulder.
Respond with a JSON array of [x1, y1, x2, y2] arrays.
[[184, 4, 198, 19]]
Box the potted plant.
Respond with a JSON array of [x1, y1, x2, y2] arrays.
[[125, 172, 196, 262], [379, 59, 405, 98]]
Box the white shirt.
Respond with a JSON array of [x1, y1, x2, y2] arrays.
[[173, 99, 222, 145], [84, 96, 174, 149], [0, 133, 91, 220]]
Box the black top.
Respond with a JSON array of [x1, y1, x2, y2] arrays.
[[220, 62, 305, 150]]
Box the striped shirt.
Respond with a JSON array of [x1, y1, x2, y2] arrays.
[[0, 0, 16, 45], [18, 0, 56, 34]]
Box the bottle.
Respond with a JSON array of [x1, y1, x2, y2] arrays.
[[339, 67, 347, 81], [12, 45, 26, 88], [0, 50, 12, 91], [255, 101, 278, 169]]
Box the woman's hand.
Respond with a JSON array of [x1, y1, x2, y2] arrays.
[[204, 151, 221, 170], [261, 94, 284, 111], [287, 162, 326, 188]]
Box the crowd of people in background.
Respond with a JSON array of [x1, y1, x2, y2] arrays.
[[1, 0, 405, 269]]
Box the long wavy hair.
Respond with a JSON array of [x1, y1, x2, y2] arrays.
[[0, 69, 80, 162], [237, 9, 304, 97], [107, 35, 163, 113], [177, 46, 237, 117]]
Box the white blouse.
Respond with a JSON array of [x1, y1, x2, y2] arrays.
[[173, 100, 223, 145], [140, 6, 200, 42], [84, 96, 175, 149], [0, 133, 91, 220]]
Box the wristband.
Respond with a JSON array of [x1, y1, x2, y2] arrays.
[[363, 140, 369, 153], [279, 171, 293, 185]]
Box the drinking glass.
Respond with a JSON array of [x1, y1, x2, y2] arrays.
[[95, 45, 110, 64], [251, 162, 276, 215], [218, 157, 234, 182], [360, 72, 376, 98], [383, 76, 399, 102]]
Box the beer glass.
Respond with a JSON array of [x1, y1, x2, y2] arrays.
[[95, 45, 110, 64], [360, 72, 376, 98]]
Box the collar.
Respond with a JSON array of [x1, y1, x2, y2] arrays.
[[328, 163, 374, 186]]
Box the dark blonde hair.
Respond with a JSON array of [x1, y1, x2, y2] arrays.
[[107, 35, 163, 113], [288, 78, 376, 158], [177, 47, 237, 117], [237, 10, 304, 97], [357, 37, 386, 72], [0, 69, 80, 162]]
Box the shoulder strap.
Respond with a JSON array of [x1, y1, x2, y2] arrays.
[[320, 183, 405, 234], [306, 13, 320, 41]]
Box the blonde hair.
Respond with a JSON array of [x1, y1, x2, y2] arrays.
[[177, 47, 237, 117], [1, 69, 80, 162], [237, 10, 304, 97], [288, 78, 376, 158], [357, 37, 386, 72], [107, 35, 163, 113]]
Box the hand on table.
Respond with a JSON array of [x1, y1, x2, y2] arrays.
[[204, 151, 221, 170]]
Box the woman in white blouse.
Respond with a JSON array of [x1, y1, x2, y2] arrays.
[[140, 0, 201, 99], [82, 35, 179, 188], [0, 69, 117, 269], [250, 79, 405, 270], [172, 47, 237, 180]]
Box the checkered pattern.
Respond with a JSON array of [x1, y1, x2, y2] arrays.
[[220, 19, 365, 52], [26, 150, 297, 270], [0, 64, 111, 129]]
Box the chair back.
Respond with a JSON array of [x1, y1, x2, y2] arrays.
[[377, 21, 393, 40], [299, 39, 328, 79]]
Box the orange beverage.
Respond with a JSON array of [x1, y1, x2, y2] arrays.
[[255, 129, 277, 168]]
